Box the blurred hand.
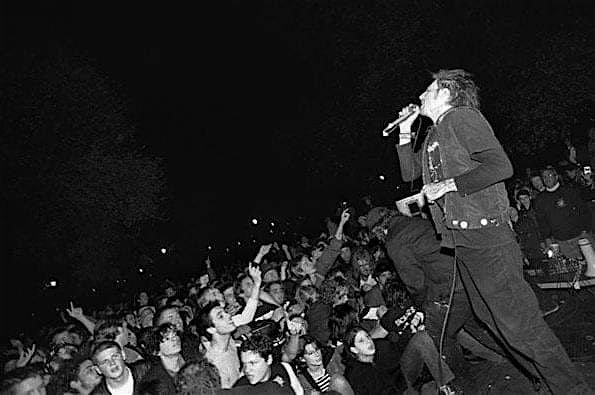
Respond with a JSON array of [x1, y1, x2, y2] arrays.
[[16, 344, 36, 368], [340, 209, 351, 225], [66, 301, 84, 321], [248, 264, 262, 287]]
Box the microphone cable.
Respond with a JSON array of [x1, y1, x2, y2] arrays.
[[437, 252, 458, 395]]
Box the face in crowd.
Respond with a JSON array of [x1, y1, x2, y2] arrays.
[[530, 175, 545, 191], [240, 350, 272, 385], [207, 306, 236, 336], [71, 359, 102, 393], [541, 169, 559, 189], [302, 342, 323, 370], [350, 329, 376, 361], [222, 286, 237, 307], [95, 346, 126, 381], [268, 282, 285, 305], [157, 307, 184, 332], [159, 327, 182, 357]]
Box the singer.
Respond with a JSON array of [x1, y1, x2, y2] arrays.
[[395, 69, 591, 394]]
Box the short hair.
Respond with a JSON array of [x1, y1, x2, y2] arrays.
[[432, 69, 480, 109], [374, 260, 393, 278], [154, 305, 179, 326], [382, 279, 411, 309], [94, 319, 123, 342], [239, 334, 273, 361], [195, 302, 220, 341], [142, 323, 179, 356], [541, 165, 558, 177], [175, 359, 221, 395], [516, 189, 531, 200], [90, 340, 122, 362], [0, 366, 44, 394], [264, 281, 284, 293]]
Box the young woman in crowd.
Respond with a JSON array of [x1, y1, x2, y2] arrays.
[[341, 326, 399, 395], [295, 335, 353, 395]]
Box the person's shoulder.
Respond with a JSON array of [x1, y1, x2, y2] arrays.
[[447, 106, 483, 120]]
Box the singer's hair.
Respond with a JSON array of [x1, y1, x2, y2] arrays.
[[432, 69, 480, 109]]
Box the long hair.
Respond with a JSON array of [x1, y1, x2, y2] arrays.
[[432, 69, 480, 109]]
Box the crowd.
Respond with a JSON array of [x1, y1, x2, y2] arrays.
[[3, 156, 594, 395], [1, 204, 455, 395], [2, 67, 594, 395]]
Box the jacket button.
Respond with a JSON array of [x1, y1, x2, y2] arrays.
[[452, 220, 459, 226], [460, 221, 468, 229], [480, 218, 488, 226]]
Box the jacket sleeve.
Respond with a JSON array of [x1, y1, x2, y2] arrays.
[[315, 237, 342, 277], [386, 240, 426, 307], [448, 109, 513, 195], [534, 198, 553, 239], [396, 143, 423, 182]]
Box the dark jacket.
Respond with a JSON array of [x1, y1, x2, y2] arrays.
[[534, 185, 592, 241], [384, 215, 454, 306], [397, 106, 513, 247], [136, 357, 177, 395], [343, 356, 400, 395], [91, 360, 152, 395], [306, 301, 332, 345]]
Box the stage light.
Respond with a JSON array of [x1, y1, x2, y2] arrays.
[[379, 175, 385, 181], [160, 248, 167, 254], [251, 218, 258, 225], [270, 222, 275, 227], [138, 268, 144, 273], [49, 280, 57, 287]]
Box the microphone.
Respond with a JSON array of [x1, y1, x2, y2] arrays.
[[382, 104, 420, 137]]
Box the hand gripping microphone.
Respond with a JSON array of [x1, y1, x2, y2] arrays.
[[382, 104, 420, 137]]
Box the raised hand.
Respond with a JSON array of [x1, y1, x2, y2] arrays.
[[66, 301, 84, 321], [340, 209, 351, 225], [248, 264, 262, 287], [254, 244, 273, 264], [16, 344, 36, 368], [258, 244, 272, 257]]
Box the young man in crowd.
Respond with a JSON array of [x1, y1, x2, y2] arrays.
[[90, 341, 149, 395], [197, 265, 262, 389], [234, 334, 303, 395], [534, 165, 593, 258]]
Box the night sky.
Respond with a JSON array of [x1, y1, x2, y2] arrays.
[[1, 1, 594, 321]]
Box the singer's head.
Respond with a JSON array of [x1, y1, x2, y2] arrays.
[[419, 69, 479, 122]]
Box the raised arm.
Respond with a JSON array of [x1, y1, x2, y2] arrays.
[[232, 264, 262, 326], [315, 209, 349, 277], [66, 301, 96, 334]]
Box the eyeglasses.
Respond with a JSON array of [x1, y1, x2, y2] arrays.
[[97, 352, 123, 367]]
